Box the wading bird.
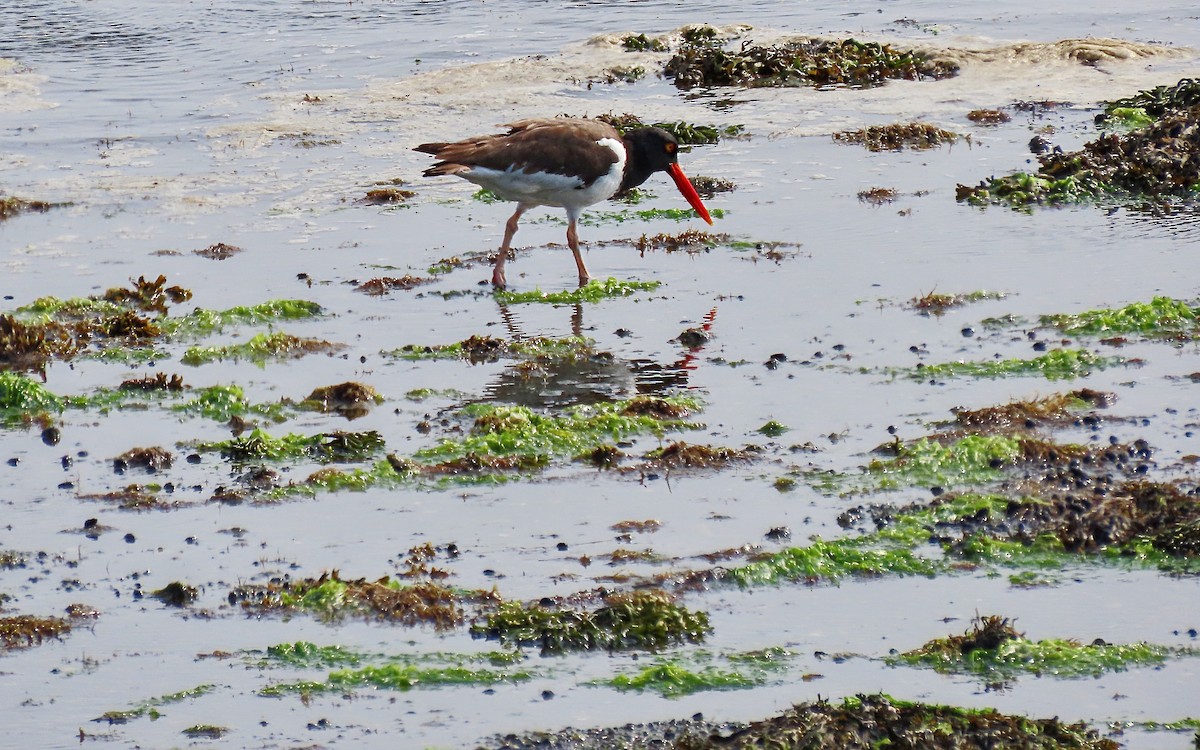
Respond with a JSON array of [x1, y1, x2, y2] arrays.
[[416, 118, 713, 287]]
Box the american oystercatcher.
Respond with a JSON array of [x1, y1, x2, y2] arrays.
[[415, 118, 713, 287]]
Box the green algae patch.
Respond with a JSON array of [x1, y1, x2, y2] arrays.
[[727, 541, 941, 586], [0, 372, 65, 423], [494, 278, 661, 305], [414, 398, 700, 469], [181, 725, 227, 739], [0, 614, 72, 650], [664, 36, 958, 90], [867, 435, 1020, 490], [230, 572, 476, 629], [390, 334, 593, 363], [471, 590, 710, 653], [907, 348, 1121, 381], [161, 299, 325, 337], [1103, 78, 1200, 120], [197, 429, 384, 463], [757, 420, 788, 438], [575, 207, 727, 227], [94, 684, 215, 724], [172, 384, 290, 423], [673, 693, 1118, 750], [601, 646, 793, 697], [181, 331, 343, 366], [604, 662, 758, 697], [1041, 296, 1200, 339], [911, 289, 1005, 314], [261, 663, 531, 696], [892, 615, 1181, 679], [264, 641, 366, 668], [1102, 106, 1155, 129]]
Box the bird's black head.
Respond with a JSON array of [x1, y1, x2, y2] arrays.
[[620, 127, 681, 192]]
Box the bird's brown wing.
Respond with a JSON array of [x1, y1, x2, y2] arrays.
[[416, 119, 622, 186]]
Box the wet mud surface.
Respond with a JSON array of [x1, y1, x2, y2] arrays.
[[4, 3, 1200, 750]]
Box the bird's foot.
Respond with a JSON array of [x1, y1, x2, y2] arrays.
[[492, 268, 507, 288], [577, 273, 591, 288]]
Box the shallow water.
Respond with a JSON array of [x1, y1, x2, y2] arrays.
[[3, 2, 1200, 749]]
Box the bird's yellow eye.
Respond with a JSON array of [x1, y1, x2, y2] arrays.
[[665, 142, 677, 155]]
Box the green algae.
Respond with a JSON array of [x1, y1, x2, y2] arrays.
[[390, 335, 593, 362], [414, 398, 700, 467], [1041, 296, 1200, 339], [622, 33, 669, 52], [197, 429, 385, 463], [95, 684, 216, 724], [866, 435, 1020, 490], [181, 331, 341, 366], [172, 384, 290, 423], [471, 590, 710, 653], [911, 289, 1005, 313], [907, 348, 1120, 381], [1103, 106, 1155, 129], [0, 372, 65, 422], [18, 296, 133, 320], [197, 429, 321, 461], [266, 641, 365, 668], [601, 646, 794, 697], [260, 663, 531, 696], [574, 207, 727, 226], [78, 346, 169, 364], [181, 725, 227, 739], [1103, 78, 1200, 120], [160, 299, 324, 336], [493, 278, 662, 305], [757, 420, 788, 438], [404, 387, 470, 401], [892, 616, 1183, 679], [957, 172, 1104, 208], [604, 662, 758, 697], [727, 541, 940, 586]]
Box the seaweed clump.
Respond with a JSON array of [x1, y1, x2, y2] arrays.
[[301, 381, 381, 418], [471, 590, 709, 653], [102, 275, 193, 314], [672, 693, 1117, 750], [959, 79, 1200, 207], [664, 36, 958, 90], [1, 615, 72, 650], [834, 122, 960, 151], [229, 571, 479, 630], [894, 615, 1175, 679], [0, 194, 67, 221]]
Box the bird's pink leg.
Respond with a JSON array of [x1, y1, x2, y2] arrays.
[[494, 206, 526, 288], [566, 219, 591, 288]]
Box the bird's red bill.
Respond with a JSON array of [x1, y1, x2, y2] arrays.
[[666, 163, 714, 226]]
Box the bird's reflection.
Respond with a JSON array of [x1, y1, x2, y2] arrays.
[[482, 302, 714, 410]]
